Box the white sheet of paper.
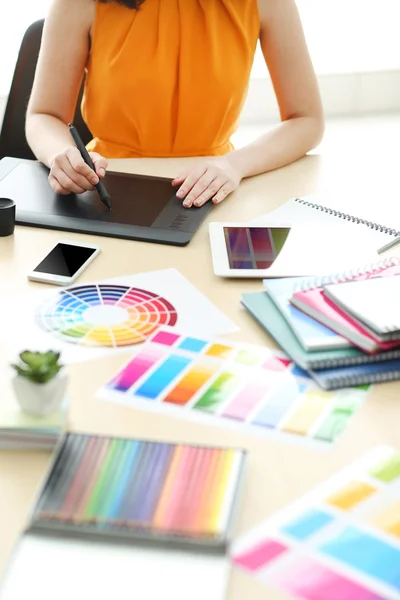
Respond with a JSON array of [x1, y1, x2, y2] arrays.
[[259, 224, 379, 277], [0, 533, 230, 600], [1, 268, 237, 364]]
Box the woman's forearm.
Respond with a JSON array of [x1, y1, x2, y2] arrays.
[[227, 116, 324, 179], [25, 114, 75, 167]]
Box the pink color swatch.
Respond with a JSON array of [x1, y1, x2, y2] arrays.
[[267, 555, 385, 600], [151, 331, 181, 346], [109, 347, 164, 391], [222, 383, 269, 420], [233, 539, 288, 572]]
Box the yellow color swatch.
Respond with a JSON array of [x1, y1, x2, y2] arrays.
[[326, 480, 376, 510], [282, 390, 332, 436], [371, 501, 400, 538], [205, 344, 234, 359]]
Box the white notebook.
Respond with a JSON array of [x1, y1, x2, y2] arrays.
[[323, 275, 400, 340], [251, 197, 400, 254]]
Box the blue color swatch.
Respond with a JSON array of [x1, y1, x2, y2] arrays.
[[281, 508, 334, 540], [252, 383, 307, 428], [178, 337, 208, 353], [320, 527, 400, 589], [135, 354, 191, 399]]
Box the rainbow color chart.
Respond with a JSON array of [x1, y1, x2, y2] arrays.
[[99, 328, 370, 445], [233, 446, 400, 600], [32, 433, 245, 548], [35, 284, 177, 347]]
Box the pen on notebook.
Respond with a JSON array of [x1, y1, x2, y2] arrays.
[[68, 123, 111, 210], [377, 236, 400, 255]]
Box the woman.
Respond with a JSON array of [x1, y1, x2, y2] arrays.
[[26, 0, 324, 208]]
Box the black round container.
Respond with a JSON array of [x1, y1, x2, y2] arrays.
[[0, 198, 15, 236]]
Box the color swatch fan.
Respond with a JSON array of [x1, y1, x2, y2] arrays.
[[98, 328, 370, 446], [233, 446, 400, 600], [35, 284, 178, 348]]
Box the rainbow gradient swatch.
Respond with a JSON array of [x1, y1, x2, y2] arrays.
[[233, 446, 400, 600], [35, 284, 177, 348], [99, 328, 370, 446], [32, 433, 245, 548]]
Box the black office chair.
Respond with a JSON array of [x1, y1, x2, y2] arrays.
[[0, 19, 92, 160]]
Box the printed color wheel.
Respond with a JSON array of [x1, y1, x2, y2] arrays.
[[35, 285, 178, 347]]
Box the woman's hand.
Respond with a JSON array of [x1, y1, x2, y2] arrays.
[[172, 156, 242, 208], [48, 147, 108, 195]]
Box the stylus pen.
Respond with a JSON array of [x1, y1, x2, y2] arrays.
[[68, 123, 111, 210], [377, 235, 400, 254]]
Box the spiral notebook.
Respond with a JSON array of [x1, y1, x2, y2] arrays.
[[323, 275, 400, 342], [264, 276, 351, 351], [251, 197, 400, 254], [241, 290, 400, 368], [291, 258, 400, 353], [241, 291, 400, 390], [310, 359, 400, 390]]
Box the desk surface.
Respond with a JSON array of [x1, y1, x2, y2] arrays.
[[1, 148, 400, 600]]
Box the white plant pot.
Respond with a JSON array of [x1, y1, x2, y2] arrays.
[[12, 370, 68, 417]]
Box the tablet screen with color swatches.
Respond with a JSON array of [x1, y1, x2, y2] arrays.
[[98, 328, 370, 445], [223, 227, 290, 269], [31, 432, 245, 549], [35, 284, 178, 347], [232, 446, 400, 600]]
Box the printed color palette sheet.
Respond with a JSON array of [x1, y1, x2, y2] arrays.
[[98, 328, 370, 446], [32, 433, 245, 548], [2, 269, 236, 364], [36, 284, 178, 348], [232, 446, 400, 600]]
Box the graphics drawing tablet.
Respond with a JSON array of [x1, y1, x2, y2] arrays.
[[0, 157, 213, 246]]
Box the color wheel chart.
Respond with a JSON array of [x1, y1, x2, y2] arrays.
[[232, 446, 400, 600], [35, 285, 178, 348], [99, 328, 370, 446]]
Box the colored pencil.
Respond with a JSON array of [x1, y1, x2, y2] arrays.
[[33, 433, 245, 547]]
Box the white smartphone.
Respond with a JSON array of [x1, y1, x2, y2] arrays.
[[27, 240, 101, 285]]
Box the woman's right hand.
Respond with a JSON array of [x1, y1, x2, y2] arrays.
[[48, 147, 108, 195]]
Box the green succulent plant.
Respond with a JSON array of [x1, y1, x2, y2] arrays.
[[11, 351, 62, 384]]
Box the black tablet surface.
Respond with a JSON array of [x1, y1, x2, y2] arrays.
[[0, 157, 213, 246]]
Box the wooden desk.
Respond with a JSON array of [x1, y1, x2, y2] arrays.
[[1, 152, 400, 600]]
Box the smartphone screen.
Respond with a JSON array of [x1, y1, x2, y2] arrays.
[[223, 226, 291, 270], [33, 243, 97, 276]]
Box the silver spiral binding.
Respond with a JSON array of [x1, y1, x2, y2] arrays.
[[321, 369, 400, 390], [293, 257, 400, 293], [295, 197, 400, 237]]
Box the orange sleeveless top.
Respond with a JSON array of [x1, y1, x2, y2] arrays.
[[82, 0, 259, 158]]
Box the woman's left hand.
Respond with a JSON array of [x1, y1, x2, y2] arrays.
[[172, 156, 242, 208]]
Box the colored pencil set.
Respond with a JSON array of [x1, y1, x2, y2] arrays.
[[31, 433, 245, 548]]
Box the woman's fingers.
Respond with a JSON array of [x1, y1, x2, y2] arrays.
[[48, 147, 108, 195]]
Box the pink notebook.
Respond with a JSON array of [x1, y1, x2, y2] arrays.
[[290, 258, 400, 353]]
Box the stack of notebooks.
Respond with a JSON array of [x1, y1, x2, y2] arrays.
[[242, 257, 400, 390], [0, 432, 246, 600], [0, 395, 67, 450]]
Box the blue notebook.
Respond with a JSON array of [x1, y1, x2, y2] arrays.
[[310, 360, 400, 390], [264, 277, 350, 351]]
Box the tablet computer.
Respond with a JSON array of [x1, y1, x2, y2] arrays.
[[209, 221, 379, 278], [0, 157, 213, 246]]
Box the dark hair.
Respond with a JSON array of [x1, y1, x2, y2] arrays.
[[99, 0, 145, 8]]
